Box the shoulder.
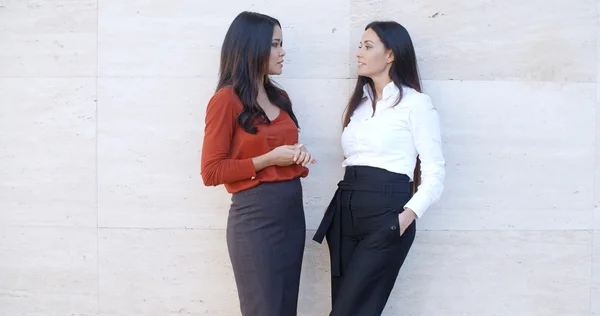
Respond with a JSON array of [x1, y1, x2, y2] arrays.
[[401, 87, 434, 112], [208, 87, 244, 112], [212, 87, 240, 103]]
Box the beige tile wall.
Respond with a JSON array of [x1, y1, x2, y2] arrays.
[[0, 0, 598, 315]]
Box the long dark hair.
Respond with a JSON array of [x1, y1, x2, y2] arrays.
[[344, 21, 423, 192], [217, 11, 298, 134], [344, 21, 422, 127]]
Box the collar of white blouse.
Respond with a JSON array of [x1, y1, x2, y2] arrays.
[[359, 82, 410, 117], [362, 81, 401, 102]]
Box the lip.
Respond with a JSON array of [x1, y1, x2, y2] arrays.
[[357, 61, 365, 67]]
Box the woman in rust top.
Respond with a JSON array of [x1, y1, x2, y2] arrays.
[[200, 11, 316, 316]]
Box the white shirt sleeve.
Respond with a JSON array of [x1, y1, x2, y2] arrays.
[[403, 94, 445, 218]]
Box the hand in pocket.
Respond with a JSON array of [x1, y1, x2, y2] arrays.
[[397, 208, 417, 236]]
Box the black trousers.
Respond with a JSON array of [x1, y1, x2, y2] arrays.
[[228, 178, 306, 316], [314, 166, 416, 316]]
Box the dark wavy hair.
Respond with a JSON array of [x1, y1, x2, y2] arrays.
[[216, 11, 298, 134]]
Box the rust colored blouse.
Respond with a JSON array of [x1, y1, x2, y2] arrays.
[[200, 87, 309, 193]]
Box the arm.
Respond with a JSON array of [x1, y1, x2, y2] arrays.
[[200, 91, 272, 186], [403, 95, 446, 219]]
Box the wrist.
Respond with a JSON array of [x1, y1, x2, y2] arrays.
[[262, 150, 279, 168], [264, 150, 275, 166], [252, 152, 274, 171], [403, 207, 417, 219]]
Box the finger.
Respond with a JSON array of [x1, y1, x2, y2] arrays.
[[300, 154, 309, 166], [293, 149, 300, 162], [303, 154, 312, 166], [298, 153, 306, 166], [398, 215, 404, 236], [296, 151, 306, 163], [295, 143, 305, 150], [305, 155, 315, 165]]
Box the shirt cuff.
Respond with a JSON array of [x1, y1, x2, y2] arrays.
[[241, 158, 257, 180], [404, 196, 427, 219]]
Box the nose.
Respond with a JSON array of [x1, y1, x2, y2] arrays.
[[281, 49, 286, 57], [356, 48, 362, 58]]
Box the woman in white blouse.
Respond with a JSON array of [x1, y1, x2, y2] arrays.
[[313, 21, 445, 315]]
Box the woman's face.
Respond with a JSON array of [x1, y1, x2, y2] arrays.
[[267, 25, 285, 75], [356, 28, 393, 78]]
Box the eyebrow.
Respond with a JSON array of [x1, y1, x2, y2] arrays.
[[272, 38, 281, 42], [364, 40, 375, 44]]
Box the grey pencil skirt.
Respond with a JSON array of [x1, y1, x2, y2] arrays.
[[227, 178, 306, 316]]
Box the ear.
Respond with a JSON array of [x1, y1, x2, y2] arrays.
[[386, 50, 394, 64]]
